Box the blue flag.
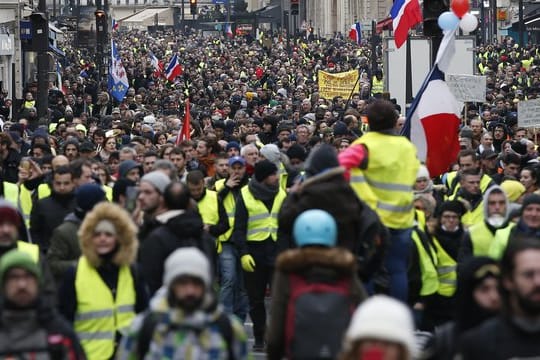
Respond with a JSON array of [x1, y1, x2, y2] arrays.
[[108, 40, 129, 102]]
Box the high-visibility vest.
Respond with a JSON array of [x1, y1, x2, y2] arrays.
[[469, 221, 497, 256], [197, 189, 219, 226], [350, 132, 419, 229], [279, 162, 288, 191], [215, 179, 235, 242], [489, 223, 516, 260], [371, 77, 384, 95], [3, 182, 33, 227], [74, 257, 136, 360], [432, 236, 457, 297], [460, 200, 485, 228], [17, 241, 40, 262], [411, 229, 439, 296], [241, 185, 286, 242], [446, 172, 494, 200]]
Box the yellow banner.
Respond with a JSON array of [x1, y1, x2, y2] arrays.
[[318, 70, 360, 99]]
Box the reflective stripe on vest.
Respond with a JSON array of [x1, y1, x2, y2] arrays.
[[469, 221, 496, 256], [241, 185, 286, 242], [4, 182, 33, 227], [17, 241, 40, 262], [216, 179, 235, 242], [197, 190, 220, 226], [351, 132, 419, 229], [74, 256, 136, 360], [432, 237, 457, 297], [411, 229, 439, 296]]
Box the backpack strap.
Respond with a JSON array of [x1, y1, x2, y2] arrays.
[[136, 312, 159, 358], [215, 313, 234, 360]]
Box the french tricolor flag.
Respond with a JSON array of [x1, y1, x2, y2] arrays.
[[225, 24, 233, 38], [348, 22, 362, 45], [165, 54, 182, 82], [390, 0, 422, 49], [148, 51, 164, 76], [112, 18, 119, 31], [401, 29, 462, 177]]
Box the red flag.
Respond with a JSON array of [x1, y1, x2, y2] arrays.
[[176, 99, 191, 144]]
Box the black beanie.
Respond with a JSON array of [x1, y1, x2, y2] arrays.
[[286, 144, 307, 161], [75, 183, 106, 218], [522, 194, 540, 213], [254, 160, 278, 182], [304, 144, 339, 177], [437, 200, 466, 218]]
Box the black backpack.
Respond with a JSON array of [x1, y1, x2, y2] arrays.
[[285, 273, 355, 359]]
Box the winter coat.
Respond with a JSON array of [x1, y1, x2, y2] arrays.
[[46, 213, 82, 284], [139, 209, 215, 296], [2, 147, 21, 184], [277, 167, 388, 280], [458, 316, 540, 360], [30, 192, 76, 252], [266, 247, 367, 360], [116, 291, 248, 360], [0, 299, 85, 359], [58, 202, 148, 323]]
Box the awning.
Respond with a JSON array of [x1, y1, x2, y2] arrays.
[[376, 17, 393, 33], [120, 7, 169, 23], [49, 44, 65, 57], [49, 23, 64, 34]]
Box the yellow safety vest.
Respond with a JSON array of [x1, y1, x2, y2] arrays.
[[17, 241, 40, 262], [351, 132, 419, 229], [371, 77, 384, 95], [469, 221, 496, 256], [3, 182, 33, 227], [279, 163, 288, 191], [241, 185, 286, 242], [215, 179, 234, 242], [74, 257, 136, 360], [460, 200, 484, 228], [411, 229, 439, 296], [488, 223, 516, 260], [197, 189, 219, 226], [432, 236, 457, 297]]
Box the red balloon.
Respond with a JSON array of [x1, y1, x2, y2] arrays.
[[451, 0, 470, 18]]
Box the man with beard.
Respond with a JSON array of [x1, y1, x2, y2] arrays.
[[458, 238, 540, 359], [30, 165, 76, 253], [0, 250, 85, 359], [460, 186, 512, 260], [117, 248, 248, 360]]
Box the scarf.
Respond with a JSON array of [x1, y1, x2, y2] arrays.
[[248, 177, 279, 202]]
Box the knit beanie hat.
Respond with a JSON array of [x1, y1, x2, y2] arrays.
[[75, 184, 106, 218], [343, 295, 415, 357], [0, 200, 21, 227], [260, 144, 281, 167], [140, 171, 171, 194], [163, 247, 211, 288], [522, 194, 540, 213], [500, 180, 525, 203], [304, 144, 339, 177], [416, 164, 430, 180], [226, 141, 241, 152], [437, 200, 466, 217], [254, 160, 278, 182], [118, 160, 142, 179], [0, 250, 42, 285], [286, 144, 307, 162]]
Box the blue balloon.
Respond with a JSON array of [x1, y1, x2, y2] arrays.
[[438, 11, 460, 31]]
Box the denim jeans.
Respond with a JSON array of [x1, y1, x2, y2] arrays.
[[219, 243, 248, 321], [384, 227, 413, 302]]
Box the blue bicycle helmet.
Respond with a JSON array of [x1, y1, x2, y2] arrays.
[[293, 209, 337, 247]]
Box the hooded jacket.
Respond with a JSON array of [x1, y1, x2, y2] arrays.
[[46, 212, 83, 284], [58, 202, 148, 323], [459, 185, 512, 261], [266, 247, 366, 360]]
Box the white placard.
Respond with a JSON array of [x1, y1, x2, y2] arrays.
[[446, 74, 486, 103], [518, 99, 540, 128]]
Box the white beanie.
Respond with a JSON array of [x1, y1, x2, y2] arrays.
[[260, 144, 281, 167], [163, 247, 211, 288], [416, 164, 430, 180], [141, 171, 171, 194], [344, 296, 416, 356]]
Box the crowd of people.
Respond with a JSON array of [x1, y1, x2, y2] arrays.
[[0, 25, 540, 359]]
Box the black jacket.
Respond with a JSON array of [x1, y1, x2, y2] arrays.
[[458, 316, 540, 360], [30, 192, 76, 252], [139, 210, 215, 295], [2, 148, 21, 184]]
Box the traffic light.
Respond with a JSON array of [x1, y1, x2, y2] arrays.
[[30, 12, 48, 52], [291, 0, 299, 15], [95, 10, 107, 45], [190, 0, 197, 15], [423, 0, 449, 36]]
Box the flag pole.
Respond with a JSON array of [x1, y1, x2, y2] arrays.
[[344, 69, 362, 112], [405, 35, 413, 106]]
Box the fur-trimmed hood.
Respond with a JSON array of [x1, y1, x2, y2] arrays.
[[276, 247, 356, 273], [78, 202, 138, 267]]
